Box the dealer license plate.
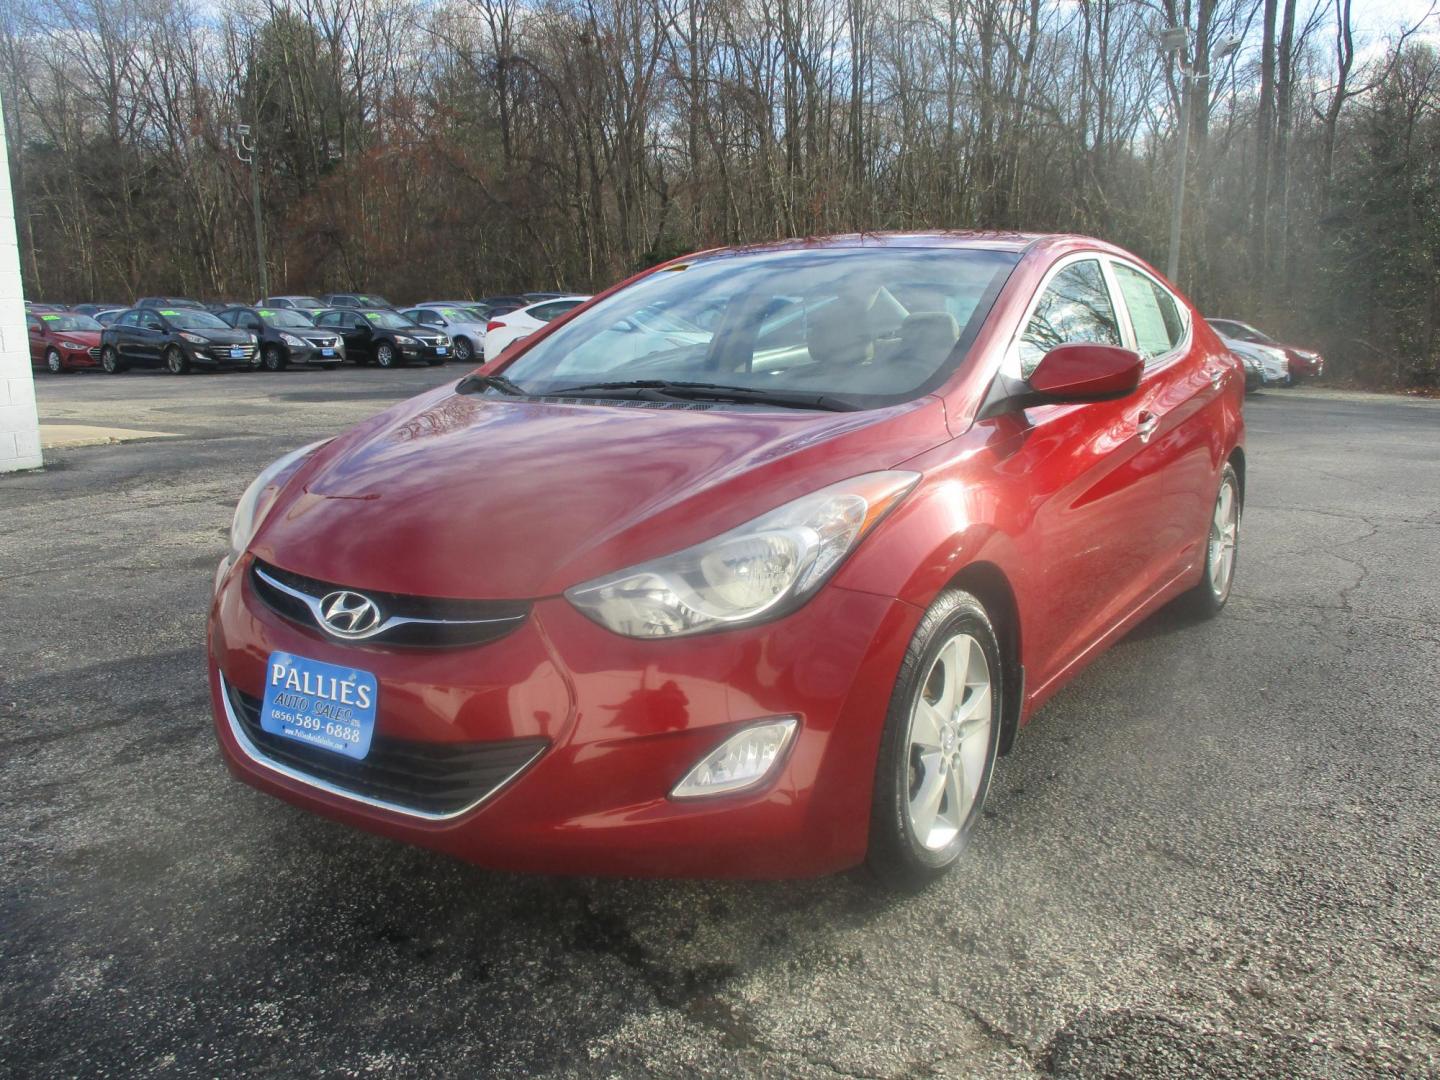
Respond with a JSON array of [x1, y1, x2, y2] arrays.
[[260, 652, 377, 760], [230, 347, 245, 359], [436, 347, 448, 356], [321, 348, 335, 357]]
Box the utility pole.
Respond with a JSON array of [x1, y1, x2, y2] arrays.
[[1159, 29, 1241, 285], [236, 124, 268, 299]]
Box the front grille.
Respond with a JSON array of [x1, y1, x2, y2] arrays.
[[250, 559, 530, 648], [87, 346, 102, 361], [225, 681, 547, 816], [209, 343, 258, 362], [417, 336, 445, 347]]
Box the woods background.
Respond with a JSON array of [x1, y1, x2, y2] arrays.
[[1, 0, 1436, 386]]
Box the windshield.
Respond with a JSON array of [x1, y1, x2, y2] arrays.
[[163, 309, 228, 329], [358, 295, 391, 307], [364, 311, 416, 330], [40, 314, 102, 331], [501, 247, 1018, 406], [259, 309, 315, 328], [289, 297, 324, 308]]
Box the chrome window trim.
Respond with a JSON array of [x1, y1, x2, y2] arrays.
[[218, 672, 544, 822], [253, 565, 527, 643]]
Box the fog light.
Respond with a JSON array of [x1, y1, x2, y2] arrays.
[[671, 717, 798, 798]]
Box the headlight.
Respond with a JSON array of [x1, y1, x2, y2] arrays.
[[394, 335, 416, 345], [280, 333, 305, 347], [229, 440, 331, 559], [438, 335, 451, 345], [60, 340, 86, 350], [565, 471, 919, 638], [179, 331, 207, 344]]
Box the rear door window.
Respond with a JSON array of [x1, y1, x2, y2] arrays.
[[1112, 264, 1186, 362]]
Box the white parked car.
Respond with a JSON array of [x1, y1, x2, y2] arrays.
[[401, 305, 492, 364], [483, 296, 589, 362], [1218, 334, 1290, 387]]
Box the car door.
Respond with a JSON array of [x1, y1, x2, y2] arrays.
[[131, 310, 166, 363], [27, 316, 46, 364], [112, 311, 142, 360], [1105, 259, 1222, 589], [991, 255, 1162, 692]]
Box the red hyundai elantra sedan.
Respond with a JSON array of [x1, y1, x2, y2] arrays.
[[208, 233, 1244, 886]]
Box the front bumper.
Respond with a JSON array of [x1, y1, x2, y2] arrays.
[[208, 555, 920, 878], [190, 342, 258, 369], [289, 343, 345, 367]]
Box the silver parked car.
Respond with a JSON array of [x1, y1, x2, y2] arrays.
[[402, 304, 492, 363]]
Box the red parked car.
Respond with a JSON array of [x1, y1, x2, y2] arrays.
[[1206, 318, 1323, 379], [27, 311, 104, 372], [208, 233, 1245, 886]]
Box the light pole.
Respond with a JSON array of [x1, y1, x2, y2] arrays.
[[235, 123, 268, 299], [1160, 29, 1241, 283]]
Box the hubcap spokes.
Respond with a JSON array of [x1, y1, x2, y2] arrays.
[[1209, 481, 1238, 597], [906, 633, 992, 851]]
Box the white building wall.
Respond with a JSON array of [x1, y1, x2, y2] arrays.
[[0, 87, 41, 473]]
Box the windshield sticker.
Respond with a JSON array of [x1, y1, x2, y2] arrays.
[[365, 312, 381, 321], [160, 309, 179, 316], [441, 309, 461, 318], [40, 314, 59, 320], [258, 309, 275, 317]]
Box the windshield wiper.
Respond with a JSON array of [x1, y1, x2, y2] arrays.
[[544, 380, 861, 412], [457, 373, 526, 396]]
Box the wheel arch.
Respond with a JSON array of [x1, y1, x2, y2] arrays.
[[1227, 445, 1246, 505], [946, 561, 1023, 756]]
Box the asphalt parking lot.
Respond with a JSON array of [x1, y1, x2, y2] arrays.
[[2, 370, 1437, 1078]]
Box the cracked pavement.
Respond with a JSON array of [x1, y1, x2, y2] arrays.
[[2, 372, 1438, 1078]]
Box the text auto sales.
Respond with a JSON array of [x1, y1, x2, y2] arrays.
[[270, 663, 374, 718]]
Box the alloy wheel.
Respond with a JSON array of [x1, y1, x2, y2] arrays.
[[46, 349, 63, 374], [101, 347, 119, 373], [904, 633, 993, 851], [377, 343, 395, 368], [1209, 476, 1239, 599], [454, 338, 472, 362], [166, 347, 186, 374]]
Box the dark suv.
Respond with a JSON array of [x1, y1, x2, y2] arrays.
[[219, 306, 345, 371], [313, 308, 450, 367], [136, 296, 205, 310], [321, 292, 396, 310], [99, 307, 259, 374]]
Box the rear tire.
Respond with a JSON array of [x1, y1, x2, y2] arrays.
[[1178, 461, 1241, 618], [165, 346, 191, 375], [867, 589, 1003, 891], [100, 346, 126, 374], [45, 348, 64, 374]]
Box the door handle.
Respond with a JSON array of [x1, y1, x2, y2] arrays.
[[1137, 411, 1159, 443]]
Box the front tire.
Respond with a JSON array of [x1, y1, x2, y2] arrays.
[[165, 346, 191, 375], [375, 341, 398, 368], [100, 346, 126, 374], [45, 348, 64, 374], [263, 344, 287, 372], [452, 336, 474, 363], [867, 589, 1003, 890], [1179, 462, 1241, 618]]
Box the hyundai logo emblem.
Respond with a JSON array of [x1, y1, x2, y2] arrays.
[[318, 590, 383, 637]]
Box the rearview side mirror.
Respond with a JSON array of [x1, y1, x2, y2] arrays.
[[978, 342, 1144, 419], [1028, 343, 1143, 403]]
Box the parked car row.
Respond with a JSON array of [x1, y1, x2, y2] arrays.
[[1205, 317, 1325, 391], [25, 292, 590, 374]]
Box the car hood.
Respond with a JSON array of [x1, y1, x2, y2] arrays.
[[252, 386, 950, 599], [190, 328, 253, 345], [53, 331, 102, 346]]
